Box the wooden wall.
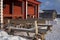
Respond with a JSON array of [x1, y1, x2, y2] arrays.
[[3, 0, 40, 19]]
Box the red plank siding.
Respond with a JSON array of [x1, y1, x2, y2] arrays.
[[13, 6, 22, 17], [3, 0, 41, 19], [28, 6, 34, 15], [3, 4, 12, 17]]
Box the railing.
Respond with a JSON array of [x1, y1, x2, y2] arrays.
[[3, 19, 52, 40]]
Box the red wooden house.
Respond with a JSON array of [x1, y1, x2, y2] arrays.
[[3, 0, 41, 19]]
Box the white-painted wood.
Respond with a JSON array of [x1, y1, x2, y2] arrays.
[[22, 1, 24, 15], [46, 20, 49, 25], [46, 20, 51, 25], [35, 20, 38, 34], [26, 1, 28, 19], [38, 5, 40, 18], [1, 0, 3, 29], [40, 27, 47, 29]]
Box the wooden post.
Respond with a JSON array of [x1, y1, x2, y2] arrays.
[[8, 19, 10, 27], [8, 19, 10, 24], [24, 0, 28, 19], [38, 5, 40, 18], [35, 20, 38, 35], [41, 33, 45, 40], [7, 19, 11, 32]]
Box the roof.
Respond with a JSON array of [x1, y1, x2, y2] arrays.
[[43, 10, 57, 13], [28, 0, 41, 4], [57, 14, 60, 18]]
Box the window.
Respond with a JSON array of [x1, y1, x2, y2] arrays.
[[19, 17, 22, 19], [28, 4, 32, 6], [10, 3, 12, 14], [10, 3, 14, 14], [3, 2, 6, 8]]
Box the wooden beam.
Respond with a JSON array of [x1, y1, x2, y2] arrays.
[[6, 27, 48, 34], [38, 24, 52, 27], [35, 20, 38, 35], [19, 35, 33, 39]]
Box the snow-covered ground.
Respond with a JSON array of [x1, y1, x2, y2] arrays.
[[45, 18, 60, 40], [0, 30, 28, 40]]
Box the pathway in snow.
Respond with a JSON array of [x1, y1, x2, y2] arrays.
[[45, 18, 60, 40]]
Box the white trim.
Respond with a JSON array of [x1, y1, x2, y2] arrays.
[[22, 1, 24, 14], [26, 1, 28, 19], [46, 20, 51, 25], [38, 5, 40, 18], [46, 20, 48, 25], [1, 0, 3, 29]]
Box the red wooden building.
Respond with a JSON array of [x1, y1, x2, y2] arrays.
[[3, 0, 41, 19]]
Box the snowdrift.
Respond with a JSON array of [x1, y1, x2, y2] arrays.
[[0, 30, 27, 40]]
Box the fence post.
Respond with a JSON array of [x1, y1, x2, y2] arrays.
[[35, 20, 38, 35]]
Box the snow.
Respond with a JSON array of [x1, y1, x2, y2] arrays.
[[0, 30, 28, 40], [0, 31, 9, 37], [45, 18, 60, 40]]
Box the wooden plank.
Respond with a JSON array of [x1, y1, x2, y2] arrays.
[[10, 19, 45, 24], [6, 27, 48, 33], [38, 24, 52, 31], [11, 28, 35, 32], [38, 24, 52, 27], [19, 35, 33, 39]]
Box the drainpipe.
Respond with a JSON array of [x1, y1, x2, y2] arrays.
[[1, 0, 3, 29]]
